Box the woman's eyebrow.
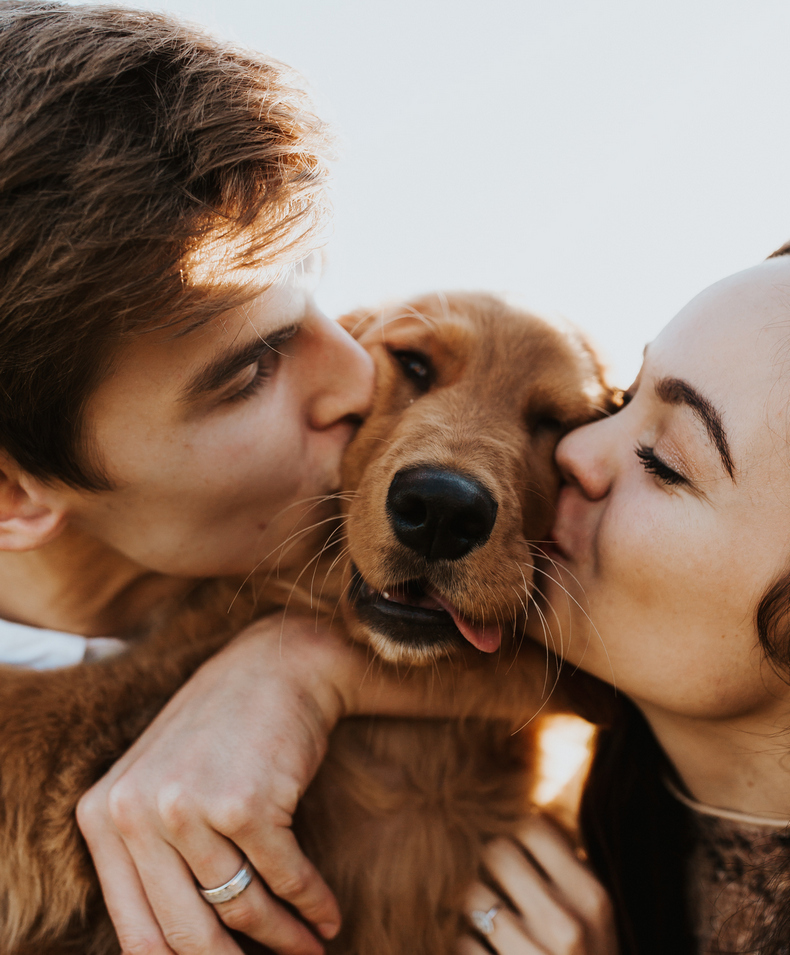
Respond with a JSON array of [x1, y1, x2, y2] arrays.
[[655, 377, 735, 479]]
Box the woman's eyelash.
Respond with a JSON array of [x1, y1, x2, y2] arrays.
[[635, 444, 686, 486]]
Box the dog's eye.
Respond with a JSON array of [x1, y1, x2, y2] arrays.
[[390, 349, 434, 392], [528, 413, 564, 437]]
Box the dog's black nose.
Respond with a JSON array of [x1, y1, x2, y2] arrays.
[[386, 466, 498, 561]]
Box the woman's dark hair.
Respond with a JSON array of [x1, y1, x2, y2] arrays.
[[0, 1, 331, 490], [580, 699, 696, 955], [580, 239, 790, 955]]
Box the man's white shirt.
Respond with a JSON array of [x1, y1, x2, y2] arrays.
[[0, 616, 126, 669]]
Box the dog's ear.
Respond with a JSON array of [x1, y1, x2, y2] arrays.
[[338, 307, 380, 342]]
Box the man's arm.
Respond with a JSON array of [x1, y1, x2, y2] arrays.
[[77, 613, 581, 955]]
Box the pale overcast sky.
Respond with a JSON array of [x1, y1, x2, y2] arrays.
[[71, 0, 790, 383]]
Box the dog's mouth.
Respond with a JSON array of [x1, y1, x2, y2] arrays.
[[349, 565, 502, 654]]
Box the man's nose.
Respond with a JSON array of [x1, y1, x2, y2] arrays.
[[308, 313, 375, 429]]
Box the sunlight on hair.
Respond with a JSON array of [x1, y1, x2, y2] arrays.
[[533, 714, 596, 807], [183, 229, 291, 290], [182, 219, 328, 295]]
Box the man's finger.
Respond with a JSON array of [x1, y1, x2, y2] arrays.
[[157, 791, 341, 942], [211, 878, 327, 955], [82, 822, 179, 955], [240, 825, 341, 938], [130, 836, 325, 955]]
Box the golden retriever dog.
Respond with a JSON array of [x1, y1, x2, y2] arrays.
[[0, 292, 612, 955]]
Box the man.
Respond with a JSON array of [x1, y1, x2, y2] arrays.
[[0, 4, 378, 952], [0, 6, 611, 955]]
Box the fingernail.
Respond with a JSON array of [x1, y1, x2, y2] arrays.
[[318, 921, 340, 939]]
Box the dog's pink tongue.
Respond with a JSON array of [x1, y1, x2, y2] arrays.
[[432, 594, 502, 653]]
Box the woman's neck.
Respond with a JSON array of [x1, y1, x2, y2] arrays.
[[639, 697, 790, 820], [0, 526, 194, 637]]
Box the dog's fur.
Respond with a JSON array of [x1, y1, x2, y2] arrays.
[[0, 292, 612, 955]]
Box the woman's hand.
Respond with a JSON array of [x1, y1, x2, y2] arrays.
[[459, 814, 618, 955], [77, 614, 362, 955]]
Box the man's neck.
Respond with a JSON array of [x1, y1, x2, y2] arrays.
[[0, 526, 194, 637]]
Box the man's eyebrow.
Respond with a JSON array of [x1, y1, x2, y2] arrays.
[[655, 377, 735, 479], [181, 325, 295, 402]]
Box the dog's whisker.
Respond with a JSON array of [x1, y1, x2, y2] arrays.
[[520, 559, 569, 657], [287, 536, 346, 614], [347, 434, 397, 449], [261, 511, 346, 569], [508, 592, 566, 736], [307, 523, 350, 606], [511, 569, 549, 690], [524, 580, 560, 699], [271, 513, 346, 564], [235, 504, 347, 587], [528, 549, 616, 690], [328, 567, 365, 633], [316, 542, 353, 612], [527, 583, 567, 699]]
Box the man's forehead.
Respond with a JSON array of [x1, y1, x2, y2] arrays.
[[96, 259, 317, 407]]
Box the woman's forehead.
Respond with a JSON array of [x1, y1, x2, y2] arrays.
[[651, 260, 790, 382], [646, 259, 790, 463]]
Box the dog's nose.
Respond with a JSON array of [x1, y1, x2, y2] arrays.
[[386, 466, 498, 561]]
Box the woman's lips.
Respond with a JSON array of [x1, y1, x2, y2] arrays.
[[546, 485, 579, 563]]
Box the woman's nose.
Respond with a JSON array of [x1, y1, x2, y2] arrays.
[[555, 417, 615, 501], [306, 310, 375, 429]]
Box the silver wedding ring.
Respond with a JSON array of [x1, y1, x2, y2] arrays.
[[471, 904, 500, 936], [198, 859, 254, 905]]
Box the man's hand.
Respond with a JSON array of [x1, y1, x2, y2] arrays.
[[77, 610, 568, 955], [77, 614, 360, 955]]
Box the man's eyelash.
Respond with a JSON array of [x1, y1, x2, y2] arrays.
[[226, 354, 276, 402], [635, 444, 686, 486], [225, 325, 300, 403]]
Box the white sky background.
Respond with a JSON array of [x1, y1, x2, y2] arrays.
[[81, 0, 790, 384]]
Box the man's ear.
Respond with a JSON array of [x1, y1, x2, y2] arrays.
[[0, 455, 69, 551]]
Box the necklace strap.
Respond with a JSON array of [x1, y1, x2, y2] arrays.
[[665, 778, 790, 829]]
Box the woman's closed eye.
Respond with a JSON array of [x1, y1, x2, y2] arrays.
[[635, 443, 686, 487]]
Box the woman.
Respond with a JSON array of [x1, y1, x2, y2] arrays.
[[78, 245, 790, 955], [555, 244, 790, 955]]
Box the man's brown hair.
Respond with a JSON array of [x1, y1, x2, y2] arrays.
[[0, 0, 331, 489]]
